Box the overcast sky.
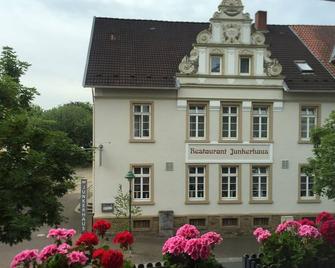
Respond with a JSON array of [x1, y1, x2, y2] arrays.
[[0, 0, 334, 109]]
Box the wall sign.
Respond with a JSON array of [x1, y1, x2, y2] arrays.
[[80, 179, 88, 233], [186, 143, 273, 164]]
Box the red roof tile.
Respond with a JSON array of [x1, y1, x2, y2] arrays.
[[291, 25, 335, 78]]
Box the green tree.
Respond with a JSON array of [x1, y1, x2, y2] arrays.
[[306, 111, 335, 200], [0, 46, 87, 245], [43, 102, 92, 148]]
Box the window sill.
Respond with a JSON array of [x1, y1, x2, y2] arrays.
[[218, 200, 242, 204], [185, 200, 210, 205], [297, 199, 321, 204], [298, 140, 312, 144], [129, 139, 155, 143], [185, 139, 210, 143], [132, 201, 155, 206], [249, 140, 274, 144], [218, 139, 243, 144], [249, 200, 273, 204]]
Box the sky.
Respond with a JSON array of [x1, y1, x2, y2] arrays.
[[0, 0, 334, 109]]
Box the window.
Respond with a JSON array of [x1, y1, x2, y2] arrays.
[[251, 166, 270, 201], [300, 106, 319, 142], [210, 55, 222, 74], [133, 220, 151, 230], [221, 104, 240, 141], [187, 166, 208, 202], [252, 105, 270, 141], [299, 166, 316, 201], [295, 60, 313, 73], [131, 103, 153, 141], [240, 57, 251, 75], [253, 217, 270, 227], [221, 166, 239, 200], [188, 104, 207, 141], [222, 218, 239, 227], [189, 218, 207, 228], [132, 166, 153, 203]]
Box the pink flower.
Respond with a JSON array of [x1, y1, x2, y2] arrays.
[[275, 221, 301, 234], [38, 244, 59, 262], [316, 212, 334, 225], [176, 224, 200, 239], [67, 251, 88, 266], [162, 236, 187, 256], [47, 228, 76, 241], [253, 227, 271, 243], [184, 238, 211, 260], [298, 225, 321, 239], [201, 232, 223, 246], [10, 249, 38, 268], [57, 243, 71, 254]]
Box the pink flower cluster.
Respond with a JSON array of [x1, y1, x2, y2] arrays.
[[176, 224, 200, 239], [275, 220, 301, 234], [162, 224, 222, 261], [67, 251, 88, 266], [47, 228, 76, 241], [38, 243, 71, 262], [10, 249, 38, 268], [298, 225, 321, 239], [253, 228, 272, 243]]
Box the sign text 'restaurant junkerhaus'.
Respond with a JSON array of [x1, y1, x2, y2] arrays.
[[186, 143, 272, 163]]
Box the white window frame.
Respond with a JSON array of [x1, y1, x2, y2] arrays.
[[300, 106, 318, 141], [252, 106, 269, 140], [252, 166, 269, 200], [210, 55, 222, 75], [239, 56, 251, 75], [132, 103, 152, 140], [133, 166, 151, 201], [188, 166, 206, 201], [221, 166, 239, 200], [188, 104, 207, 140], [300, 170, 315, 200], [222, 105, 239, 140]]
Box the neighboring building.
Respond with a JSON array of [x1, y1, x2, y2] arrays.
[[83, 0, 335, 234]]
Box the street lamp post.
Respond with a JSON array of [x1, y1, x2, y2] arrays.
[[125, 171, 135, 232]]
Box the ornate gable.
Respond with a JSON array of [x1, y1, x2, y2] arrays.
[[178, 0, 282, 78]]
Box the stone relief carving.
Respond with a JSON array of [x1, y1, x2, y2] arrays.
[[264, 50, 283, 76], [223, 24, 241, 44], [251, 32, 266, 45], [220, 0, 243, 17], [210, 48, 224, 54], [178, 48, 199, 75], [239, 49, 253, 55], [196, 29, 212, 44]]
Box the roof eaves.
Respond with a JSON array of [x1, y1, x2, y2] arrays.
[[82, 16, 96, 88], [86, 85, 178, 90]]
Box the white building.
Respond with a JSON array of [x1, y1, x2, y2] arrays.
[[83, 0, 335, 234]]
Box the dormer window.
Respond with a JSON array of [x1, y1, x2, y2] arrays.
[[295, 60, 314, 73], [210, 55, 222, 74], [239, 57, 251, 75]]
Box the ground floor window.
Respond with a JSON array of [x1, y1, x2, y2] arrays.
[[187, 165, 207, 202], [299, 165, 318, 202], [132, 166, 151, 201], [251, 165, 272, 203], [221, 166, 239, 201]]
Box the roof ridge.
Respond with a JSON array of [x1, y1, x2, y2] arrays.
[[95, 17, 209, 24], [290, 24, 335, 27]]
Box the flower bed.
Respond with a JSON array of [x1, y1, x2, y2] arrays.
[[251, 211, 335, 268]]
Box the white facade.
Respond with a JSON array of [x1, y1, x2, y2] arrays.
[[90, 0, 335, 232]]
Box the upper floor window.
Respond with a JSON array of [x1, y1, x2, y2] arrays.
[[240, 57, 251, 75], [221, 104, 240, 141], [252, 105, 270, 141], [300, 106, 319, 142], [210, 55, 222, 74], [188, 103, 208, 141], [131, 103, 153, 141]]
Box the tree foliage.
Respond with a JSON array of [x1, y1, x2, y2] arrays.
[[306, 111, 335, 200], [43, 102, 92, 148], [0, 46, 87, 245], [113, 185, 142, 218]]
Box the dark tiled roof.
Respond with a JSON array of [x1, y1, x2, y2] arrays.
[[84, 18, 335, 91], [291, 25, 335, 78]]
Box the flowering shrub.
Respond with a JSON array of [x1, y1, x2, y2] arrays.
[[113, 231, 134, 250], [162, 224, 222, 268], [93, 220, 112, 238], [11, 226, 135, 268], [253, 211, 335, 267]]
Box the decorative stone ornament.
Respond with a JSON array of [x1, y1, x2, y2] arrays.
[[178, 49, 199, 75], [196, 29, 212, 44], [251, 32, 266, 45], [219, 0, 243, 17], [264, 50, 283, 77], [223, 24, 241, 44]]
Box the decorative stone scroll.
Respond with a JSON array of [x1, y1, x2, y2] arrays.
[[264, 50, 283, 77], [223, 23, 241, 44], [251, 32, 266, 45], [196, 29, 212, 44], [178, 48, 199, 75]]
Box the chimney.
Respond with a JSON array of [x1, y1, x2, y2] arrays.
[[255, 11, 267, 31]]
